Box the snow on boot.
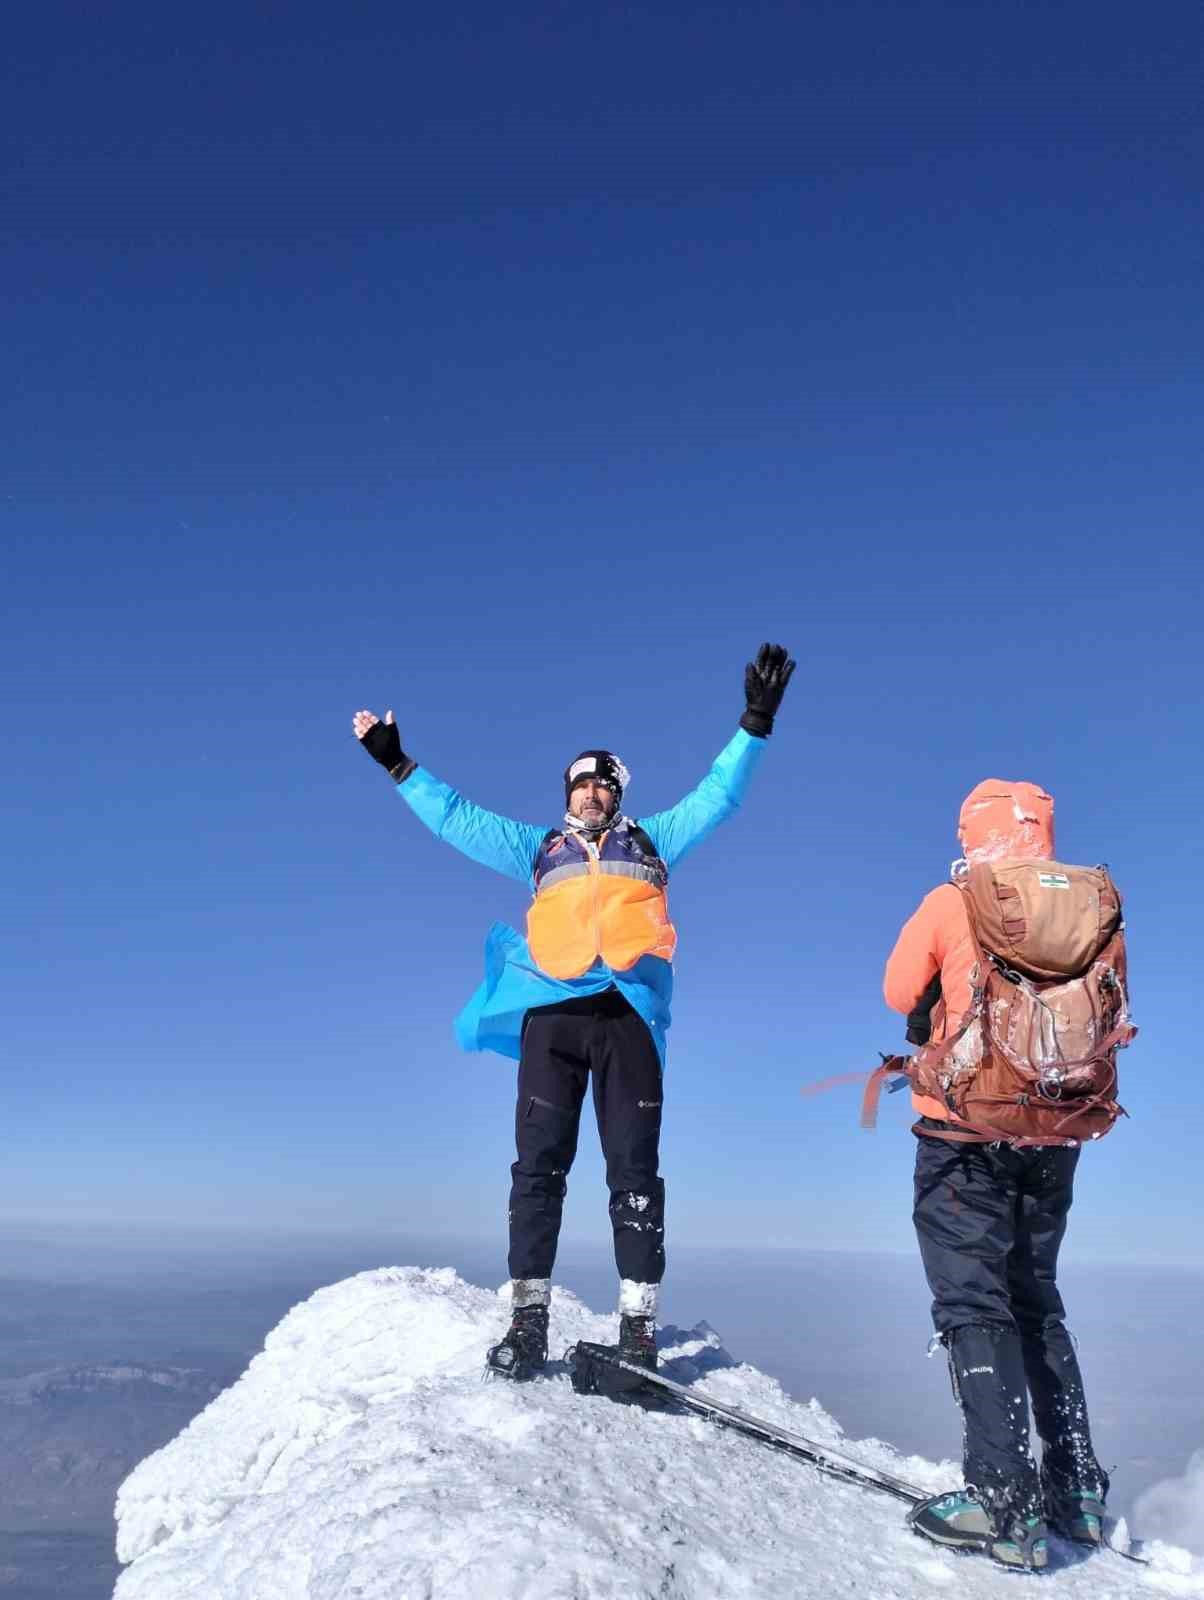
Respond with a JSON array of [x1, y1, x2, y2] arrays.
[[618, 1313, 657, 1372], [908, 1489, 1049, 1570], [485, 1304, 548, 1382]]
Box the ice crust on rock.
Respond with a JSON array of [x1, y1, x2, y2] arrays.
[[115, 1266, 1202, 1598]]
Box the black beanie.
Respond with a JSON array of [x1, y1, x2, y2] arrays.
[[564, 750, 629, 807]]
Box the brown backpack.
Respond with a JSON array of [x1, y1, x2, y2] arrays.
[[869, 860, 1137, 1147]]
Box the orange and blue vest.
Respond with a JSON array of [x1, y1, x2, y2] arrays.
[[528, 820, 675, 980], [396, 726, 768, 1064]]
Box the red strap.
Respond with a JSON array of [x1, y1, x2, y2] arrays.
[[859, 1056, 911, 1130], [799, 1070, 878, 1105], [798, 1056, 912, 1131]]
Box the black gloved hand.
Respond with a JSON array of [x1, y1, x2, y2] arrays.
[[740, 642, 796, 737], [358, 714, 416, 784], [906, 972, 944, 1046]]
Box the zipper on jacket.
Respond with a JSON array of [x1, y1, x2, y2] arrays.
[[586, 838, 603, 963]]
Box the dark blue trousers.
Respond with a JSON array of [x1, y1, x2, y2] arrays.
[[913, 1131, 1107, 1512], [508, 989, 665, 1285]]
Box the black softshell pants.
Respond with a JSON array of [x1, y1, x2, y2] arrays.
[[508, 989, 665, 1286], [913, 1131, 1107, 1517]]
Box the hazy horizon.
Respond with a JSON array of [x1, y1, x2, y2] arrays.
[[2, 1221, 1199, 1518]]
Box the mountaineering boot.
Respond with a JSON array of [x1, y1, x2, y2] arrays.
[[485, 1304, 549, 1381], [1040, 1455, 1110, 1544], [1042, 1470, 1108, 1545], [566, 1315, 658, 1402], [908, 1489, 1049, 1570], [987, 1508, 1049, 1571], [618, 1313, 657, 1372]]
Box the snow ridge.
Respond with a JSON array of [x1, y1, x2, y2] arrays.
[[114, 1267, 1200, 1598]]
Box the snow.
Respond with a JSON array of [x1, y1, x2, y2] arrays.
[[510, 1277, 551, 1309], [617, 1277, 658, 1316], [115, 1267, 1202, 1599], [1138, 1453, 1204, 1561]]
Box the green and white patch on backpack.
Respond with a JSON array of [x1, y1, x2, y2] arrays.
[[1038, 872, 1071, 890]]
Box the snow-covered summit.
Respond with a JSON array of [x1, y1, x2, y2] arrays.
[[115, 1267, 1199, 1598]]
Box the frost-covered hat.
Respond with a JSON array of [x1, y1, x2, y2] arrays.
[[564, 750, 630, 806]]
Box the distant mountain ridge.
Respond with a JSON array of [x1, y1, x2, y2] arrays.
[[0, 1360, 233, 1534], [0, 1363, 222, 1405]]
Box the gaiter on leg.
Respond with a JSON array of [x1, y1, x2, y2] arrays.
[[1022, 1322, 1108, 1498], [947, 1324, 1042, 1521]]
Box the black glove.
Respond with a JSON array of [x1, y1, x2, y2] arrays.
[[906, 972, 944, 1046], [359, 717, 416, 784], [740, 642, 796, 737]]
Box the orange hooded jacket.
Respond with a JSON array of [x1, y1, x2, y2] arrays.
[[883, 780, 1055, 1124]]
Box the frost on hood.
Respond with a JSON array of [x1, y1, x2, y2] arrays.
[[954, 779, 1055, 871]]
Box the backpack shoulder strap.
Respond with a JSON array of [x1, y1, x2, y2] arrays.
[[954, 873, 991, 983]]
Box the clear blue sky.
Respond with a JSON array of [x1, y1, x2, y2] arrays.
[[5, 0, 1201, 1265]]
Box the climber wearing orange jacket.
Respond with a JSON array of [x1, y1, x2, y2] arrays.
[[882, 780, 1110, 1567], [884, 780, 1055, 1125]]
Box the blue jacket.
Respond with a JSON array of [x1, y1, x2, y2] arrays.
[[396, 727, 768, 1063]]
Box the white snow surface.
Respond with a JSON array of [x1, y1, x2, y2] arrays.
[[114, 1267, 1202, 1599]]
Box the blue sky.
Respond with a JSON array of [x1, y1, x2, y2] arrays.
[[4, 0, 1201, 1265]]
